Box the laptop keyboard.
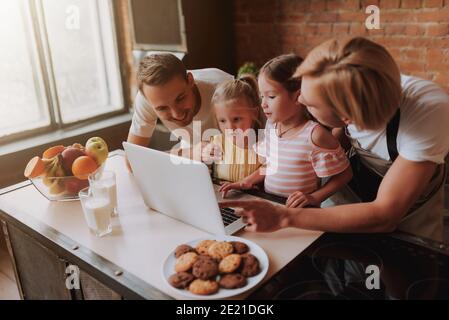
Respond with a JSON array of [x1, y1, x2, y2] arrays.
[[220, 207, 240, 226]]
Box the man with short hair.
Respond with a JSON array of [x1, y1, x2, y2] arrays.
[[127, 53, 233, 153]]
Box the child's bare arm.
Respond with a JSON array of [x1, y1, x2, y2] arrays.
[[286, 125, 353, 207], [332, 128, 351, 151], [242, 165, 266, 186], [309, 166, 353, 205]]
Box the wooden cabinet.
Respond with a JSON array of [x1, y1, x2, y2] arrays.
[[1, 220, 122, 300]]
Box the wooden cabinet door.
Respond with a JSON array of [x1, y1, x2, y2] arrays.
[[3, 222, 71, 300]]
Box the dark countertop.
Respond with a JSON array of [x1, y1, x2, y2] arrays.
[[215, 180, 449, 300], [248, 232, 449, 300]]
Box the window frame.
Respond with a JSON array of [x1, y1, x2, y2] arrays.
[[0, 0, 128, 145]]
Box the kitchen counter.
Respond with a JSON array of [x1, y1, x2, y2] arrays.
[[0, 151, 322, 299]]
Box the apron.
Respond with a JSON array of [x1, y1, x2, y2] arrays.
[[346, 109, 446, 242]]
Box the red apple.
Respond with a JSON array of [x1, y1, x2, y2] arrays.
[[61, 147, 86, 175], [64, 177, 89, 194]]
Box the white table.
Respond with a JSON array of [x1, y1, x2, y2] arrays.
[[0, 151, 322, 299]]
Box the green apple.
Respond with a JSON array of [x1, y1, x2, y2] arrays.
[[85, 137, 109, 165]]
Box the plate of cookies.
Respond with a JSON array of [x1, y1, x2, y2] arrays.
[[162, 235, 269, 299]]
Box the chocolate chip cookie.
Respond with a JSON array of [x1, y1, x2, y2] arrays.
[[174, 244, 195, 258], [219, 254, 242, 274], [219, 273, 247, 289], [175, 252, 198, 272], [231, 241, 249, 254], [239, 253, 260, 277], [196, 240, 217, 255], [168, 272, 195, 289], [189, 279, 219, 295], [192, 255, 219, 280], [208, 241, 233, 260]]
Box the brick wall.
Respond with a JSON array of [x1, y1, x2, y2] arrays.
[[234, 0, 449, 92]]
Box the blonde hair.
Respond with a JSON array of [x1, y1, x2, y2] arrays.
[[137, 53, 187, 90], [295, 37, 402, 130], [212, 75, 264, 129]]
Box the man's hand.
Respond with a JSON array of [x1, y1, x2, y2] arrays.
[[219, 200, 290, 232], [286, 191, 316, 208]]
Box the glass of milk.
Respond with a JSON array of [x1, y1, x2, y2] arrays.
[[89, 171, 118, 216], [79, 187, 112, 237]]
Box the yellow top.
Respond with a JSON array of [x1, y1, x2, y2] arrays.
[[211, 134, 261, 183]]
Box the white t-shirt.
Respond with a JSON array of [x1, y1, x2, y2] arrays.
[[347, 75, 449, 164], [129, 68, 233, 146]]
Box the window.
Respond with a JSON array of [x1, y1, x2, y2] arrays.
[[0, 0, 124, 141]]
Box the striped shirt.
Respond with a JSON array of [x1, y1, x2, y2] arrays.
[[255, 120, 350, 198]]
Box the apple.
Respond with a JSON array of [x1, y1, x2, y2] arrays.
[[64, 177, 89, 194], [61, 147, 86, 175], [85, 137, 109, 165]]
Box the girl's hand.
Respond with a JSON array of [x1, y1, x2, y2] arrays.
[[219, 180, 253, 198], [286, 191, 316, 208], [201, 143, 223, 164]]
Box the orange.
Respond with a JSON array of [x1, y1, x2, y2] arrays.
[[72, 156, 98, 180], [24, 156, 45, 178], [43, 145, 65, 159]]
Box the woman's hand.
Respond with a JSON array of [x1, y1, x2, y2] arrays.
[[286, 191, 317, 208], [201, 142, 222, 164], [219, 180, 254, 198], [219, 199, 291, 232]]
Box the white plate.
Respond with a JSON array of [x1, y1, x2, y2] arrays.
[[162, 235, 269, 299]]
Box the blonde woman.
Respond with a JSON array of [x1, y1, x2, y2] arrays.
[[220, 37, 449, 242]]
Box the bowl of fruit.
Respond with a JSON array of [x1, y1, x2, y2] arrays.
[[24, 137, 109, 201]]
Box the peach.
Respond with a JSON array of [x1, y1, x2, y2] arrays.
[[43, 145, 65, 159], [24, 156, 46, 178], [72, 156, 98, 180]]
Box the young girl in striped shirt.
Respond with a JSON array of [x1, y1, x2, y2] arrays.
[[220, 54, 353, 208]]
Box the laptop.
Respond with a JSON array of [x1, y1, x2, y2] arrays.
[[123, 142, 262, 235]]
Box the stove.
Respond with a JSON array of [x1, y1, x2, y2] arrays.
[[248, 233, 449, 300]]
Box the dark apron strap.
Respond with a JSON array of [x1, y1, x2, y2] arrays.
[[348, 108, 401, 202], [386, 109, 401, 162]]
